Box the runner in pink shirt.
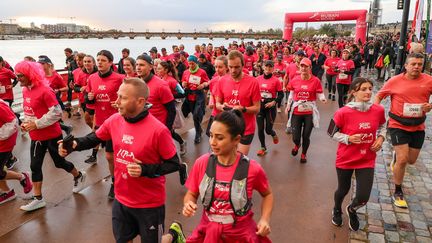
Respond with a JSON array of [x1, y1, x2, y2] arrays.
[[0, 57, 16, 106], [329, 77, 385, 231], [335, 49, 355, 108], [165, 110, 273, 243], [243, 46, 257, 76], [122, 57, 137, 78], [215, 51, 261, 155], [15, 61, 86, 212], [323, 50, 341, 101]]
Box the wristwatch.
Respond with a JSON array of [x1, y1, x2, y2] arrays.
[[242, 106, 247, 113]]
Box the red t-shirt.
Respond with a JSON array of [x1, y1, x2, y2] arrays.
[[324, 57, 341, 76], [86, 72, 124, 127], [287, 75, 323, 115], [182, 68, 209, 101], [146, 75, 174, 125], [243, 54, 256, 72], [286, 63, 300, 83], [73, 68, 91, 103], [186, 153, 269, 221], [256, 75, 282, 100], [335, 59, 355, 85], [283, 55, 294, 65], [162, 75, 178, 95], [96, 113, 177, 208], [46, 71, 66, 90], [333, 104, 386, 169], [273, 62, 286, 79], [376, 73, 432, 132], [0, 67, 15, 101], [0, 99, 17, 152], [22, 85, 62, 141], [209, 75, 224, 117], [216, 75, 261, 135]]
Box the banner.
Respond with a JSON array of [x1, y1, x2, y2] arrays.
[[413, 0, 424, 39]]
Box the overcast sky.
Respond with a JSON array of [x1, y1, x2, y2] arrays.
[[0, 0, 428, 32]]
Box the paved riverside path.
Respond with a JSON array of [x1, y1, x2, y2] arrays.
[[348, 77, 432, 243]]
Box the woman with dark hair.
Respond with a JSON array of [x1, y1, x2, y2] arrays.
[[328, 77, 386, 231], [323, 49, 340, 101], [163, 110, 273, 243], [335, 49, 355, 108], [122, 57, 137, 78]]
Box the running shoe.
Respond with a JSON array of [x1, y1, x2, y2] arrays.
[[328, 93, 332, 99], [20, 172, 33, 194], [194, 135, 201, 144], [179, 163, 188, 186], [392, 191, 408, 208], [300, 154, 307, 163], [324, 82, 328, 88], [20, 197, 46, 211], [169, 221, 186, 243], [390, 151, 396, 172], [332, 208, 343, 227], [73, 171, 87, 193], [84, 155, 97, 165], [346, 205, 359, 231], [108, 183, 115, 200], [73, 111, 81, 118], [272, 135, 279, 144], [291, 145, 299, 156], [285, 127, 292, 134], [332, 94, 336, 101], [277, 107, 282, 113], [0, 190, 17, 205], [6, 156, 18, 170], [179, 141, 187, 156], [257, 148, 267, 156]]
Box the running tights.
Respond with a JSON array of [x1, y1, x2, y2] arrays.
[[256, 106, 277, 149], [171, 130, 184, 145], [336, 83, 349, 108], [326, 74, 336, 95], [291, 114, 313, 155], [334, 168, 374, 211]]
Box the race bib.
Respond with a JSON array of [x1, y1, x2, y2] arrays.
[[189, 75, 201, 85], [249, 71, 253, 76], [338, 73, 348, 79], [298, 103, 313, 112], [0, 86, 5, 94], [261, 91, 273, 99], [403, 103, 423, 117], [368, 49, 374, 55]]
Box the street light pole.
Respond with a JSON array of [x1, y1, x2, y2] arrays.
[[395, 0, 411, 75]]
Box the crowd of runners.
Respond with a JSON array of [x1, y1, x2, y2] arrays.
[[0, 35, 432, 242]]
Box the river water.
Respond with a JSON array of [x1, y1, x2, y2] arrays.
[[0, 37, 263, 68]]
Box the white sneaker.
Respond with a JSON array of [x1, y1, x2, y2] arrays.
[[277, 107, 282, 113], [180, 141, 187, 156], [20, 197, 46, 211], [73, 171, 87, 193]]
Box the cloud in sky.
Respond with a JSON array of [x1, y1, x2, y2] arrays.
[[1, 0, 426, 31]]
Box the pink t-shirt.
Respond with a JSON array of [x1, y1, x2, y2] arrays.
[[73, 68, 91, 103], [286, 63, 300, 83], [256, 75, 282, 100], [186, 153, 269, 221], [287, 75, 323, 115], [324, 57, 341, 76], [335, 59, 355, 85], [96, 113, 177, 208], [333, 104, 386, 169], [162, 75, 178, 95], [216, 75, 261, 135], [46, 71, 66, 90], [0, 67, 15, 101], [209, 75, 224, 117], [182, 68, 209, 101], [146, 75, 174, 125], [283, 55, 294, 66], [22, 84, 62, 141], [0, 99, 17, 152], [376, 73, 432, 132], [273, 62, 286, 78], [243, 54, 256, 72], [86, 72, 124, 127]]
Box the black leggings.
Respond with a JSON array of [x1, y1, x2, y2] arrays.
[[171, 130, 184, 145], [30, 135, 75, 182], [336, 83, 349, 108], [206, 115, 215, 137], [334, 168, 374, 211], [291, 114, 313, 155], [256, 106, 277, 149], [326, 74, 336, 94]]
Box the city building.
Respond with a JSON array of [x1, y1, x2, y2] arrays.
[[0, 23, 19, 34], [41, 23, 91, 33]]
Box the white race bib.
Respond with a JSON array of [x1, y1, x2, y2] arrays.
[[298, 103, 313, 112], [338, 73, 348, 79], [0, 86, 5, 94], [403, 103, 423, 117], [249, 71, 253, 76], [261, 91, 273, 99], [368, 49, 374, 55], [189, 75, 201, 85]]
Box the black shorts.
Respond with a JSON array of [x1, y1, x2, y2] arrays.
[[112, 199, 165, 243], [388, 128, 425, 149], [0, 151, 12, 179], [86, 108, 95, 116], [95, 126, 114, 152], [240, 134, 254, 145]]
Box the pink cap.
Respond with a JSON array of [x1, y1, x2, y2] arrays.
[[300, 58, 312, 67]]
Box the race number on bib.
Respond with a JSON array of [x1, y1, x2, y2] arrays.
[[338, 73, 348, 79], [0, 86, 5, 94], [260, 91, 272, 99], [189, 75, 201, 85], [403, 103, 423, 118], [298, 103, 313, 112]]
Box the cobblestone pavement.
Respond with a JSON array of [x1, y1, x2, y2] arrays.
[[349, 71, 432, 243]]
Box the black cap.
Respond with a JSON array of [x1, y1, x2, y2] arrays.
[[0, 56, 3, 62], [264, 60, 274, 67], [198, 53, 206, 59], [137, 54, 153, 65], [296, 50, 306, 56], [38, 55, 53, 64], [149, 47, 158, 53]]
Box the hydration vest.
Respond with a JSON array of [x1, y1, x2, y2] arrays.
[[199, 154, 252, 217]]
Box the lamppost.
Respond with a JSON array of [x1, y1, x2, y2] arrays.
[[395, 0, 411, 75]]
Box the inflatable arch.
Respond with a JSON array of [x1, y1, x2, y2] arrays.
[[283, 10, 368, 43]]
